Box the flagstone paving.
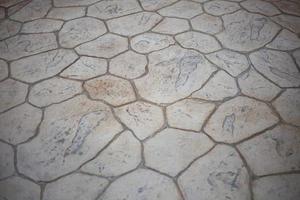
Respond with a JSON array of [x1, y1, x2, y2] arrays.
[[0, 0, 299, 200]]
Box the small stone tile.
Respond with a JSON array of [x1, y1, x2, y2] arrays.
[[21, 19, 63, 33], [152, 18, 189, 35], [0, 19, 21, 40], [47, 7, 86, 20], [191, 14, 223, 34], [204, 0, 240, 16], [241, 0, 280, 16], [266, 29, 300, 50], [0, 142, 14, 179], [139, 0, 178, 11], [158, 1, 203, 19]]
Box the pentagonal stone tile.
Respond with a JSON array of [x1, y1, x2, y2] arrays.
[[99, 169, 182, 200], [107, 12, 161, 36], [131, 33, 175, 54], [82, 131, 141, 177], [139, 0, 178, 11], [152, 18, 189, 35], [0, 59, 8, 81], [191, 14, 223, 34], [43, 173, 108, 200], [272, 15, 300, 33], [145, 128, 214, 176], [17, 95, 123, 181], [178, 145, 250, 200], [53, 0, 100, 7], [0, 19, 21, 40], [59, 17, 107, 48], [134, 46, 217, 104], [158, 1, 202, 19], [0, 79, 28, 112], [11, 49, 78, 83], [21, 19, 63, 33], [241, 0, 280, 16], [60, 56, 107, 80], [192, 70, 238, 101], [47, 7, 86, 20], [167, 99, 215, 131], [266, 29, 300, 50], [110, 51, 147, 79], [250, 49, 300, 87], [75, 34, 128, 58], [204, 96, 279, 143], [0, 142, 14, 179], [217, 10, 280, 51], [176, 31, 221, 53], [274, 1, 300, 16], [87, 0, 142, 20], [204, 0, 240, 16], [29, 77, 82, 107], [114, 101, 164, 140], [84, 75, 135, 106]]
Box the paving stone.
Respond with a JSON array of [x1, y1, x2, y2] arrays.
[[178, 145, 250, 200], [152, 18, 189, 35], [107, 12, 162, 36], [241, 0, 280, 16], [293, 49, 300, 67], [0, 7, 4, 19], [53, 0, 100, 7], [114, 101, 164, 140], [274, 1, 300, 16], [0, 0, 26, 7], [272, 14, 300, 33], [158, 1, 203, 19], [59, 17, 107, 48], [17, 95, 123, 181], [250, 49, 300, 87], [29, 77, 82, 107], [0, 59, 8, 81], [139, 0, 178, 11], [21, 19, 63, 33], [11, 49, 78, 83], [191, 14, 223, 34], [266, 29, 300, 50], [145, 128, 214, 176], [0, 19, 21, 40], [204, 0, 240, 16], [84, 75, 136, 106], [43, 173, 109, 200], [204, 96, 279, 143], [82, 130, 141, 177], [47, 7, 86, 20], [217, 10, 280, 51], [0, 142, 14, 179], [7, 0, 32, 17], [135, 46, 217, 104], [99, 169, 182, 200], [192, 70, 238, 101], [167, 99, 215, 131]]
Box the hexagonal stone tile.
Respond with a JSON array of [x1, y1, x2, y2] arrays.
[[59, 17, 107, 48], [11, 49, 78, 83], [272, 14, 300, 33], [250, 49, 300, 87], [75, 34, 128, 58], [139, 0, 178, 11], [152, 18, 189, 35], [114, 101, 164, 140], [131, 33, 175, 54], [82, 130, 141, 177], [99, 169, 182, 200], [241, 0, 280, 16], [0, 79, 28, 112], [167, 99, 215, 131], [47, 7, 86, 20], [191, 14, 223, 34], [158, 1, 202, 19], [53, 0, 100, 7], [204, 96, 279, 143], [17, 95, 123, 181], [110, 51, 147, 79], [266, 29, 300, 50], [192, 70, 238, 101], [43, 173, 108, 200], [144, 128, 214, 176], [84, 75, 136, 106], [204, 0, 240, 16], [0, 59, 8, 81], [178, 145, 250, 200], [0, 142, 14, 179], [274, 1, 300, 16], [217, 10, 280, 51], [21, 19, 63, 33], [134, 46, 217, 104], [60, 56, 107, 80], [0, 19, 21, 40]]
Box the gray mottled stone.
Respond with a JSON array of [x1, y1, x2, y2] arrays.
[[241, 0, 280, 16], [267, 29, 300, 50], [22, 19, 63, 33], [0, 59, 8, 81], [152, 17, 189, 34], [158, 1, 202, 19], [204, 0, 240, 16], [272, 14, 300, 33], [0, 7, 4, 19], [191, 14, 223, 34], [53, 0, 100, 7], [274, 1, 300, 16], [139, 0, 178, 11], [0, 0, 27, 7], [0, 142, 14, 179], [0, 19, 21, 40], [47, 7, 86, 20], [293, 49, 300, 67]]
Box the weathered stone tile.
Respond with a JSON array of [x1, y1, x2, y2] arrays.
[[11, 49, 78, 83], [272, 14, 300, 33], [0, 0, 30, 8], [158, 1, 202, 19], [114, 101, 164, 140], [0, 7, 4, 19], [191, 14, 222, 34], [47, 7, 86, 20], [17, 95, 123, 181], [241, 0, 280, 16], [0, 142, 14, 179], [293, 49, 300, 67], [84, 75, 136, 106], [0, 59, 8, 81], [7, 0, 32, 17], [204, 0, 240, 16], [167, 99, 215, 131], [0, 19, 21, 40], [274, 1, 300, 16], [53, 0, 100, 7], [204, 96, 279, 143], [152, 18, 189, 34], [82, 131, 141, 177], [178, 145, 250, 200], [99, 169, 182, 200], [21, 19, 63, 33], [267, 29, 300, 50], [139, 0, 178, 11]]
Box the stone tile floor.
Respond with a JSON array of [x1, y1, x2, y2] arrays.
[[0, 0, 300, 199]]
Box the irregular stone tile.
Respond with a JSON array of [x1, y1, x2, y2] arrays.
[[192, 70, 238, 101], [47, 7, 86, 20], [0, 0, 28, 8], [250, 49, 300, 87], [53, 0, 100, 7], [158, 1, 203, 19], [110, 51, 147, 79], [0, 59, 8, 81], [59, 17, 107, 48], [21, 19, 63, 33], [293, 49, 300, 67], [204, 96, 279, 143], [274, 1, 300, 16], [11, 49, 78, 83], [191, 14, 223, 34], [43, 173, 108, 200], [272, 14, 300, 33], [0, 19, 21, 40], [204, 0, 240, 16], [134, 46, 217, 104], [17, 95, 123, 181], [0, 7, 4, 19], [167, 99, 215, 131], [60, 57, 107, 80], [82, 131, 141, 177], [87, 0, 142, 20], [107, 12, 161, 36], [217, 10, 280, 51], [175, 31, 221, 53], [7, 0, 32, 17], [75, 34, 128, 58], [139, 0, 178, 11], [99, 169, 182, 200], [114, 101, 164, 140], [241, 0, 280, 16], [266, 29, 300, 50], [178, 145, 250, 200], [145, 128, 214, 176], [131, 33, 175, 53], [152, 17, 189, 35], [0, 79, 28, 113], [0, 142, 14, 179], [84, 75, 135, 106]]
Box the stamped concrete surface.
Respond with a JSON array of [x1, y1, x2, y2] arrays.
[[0, 0, 300, 200]]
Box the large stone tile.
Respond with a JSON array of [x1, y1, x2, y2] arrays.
[[0, 19, 21, 40], [266, 29, 300, 50], [241, 0, 280, 16], [47, 7, 86, 20], [152, 17, 189, 35], [0, 142, 14, 179], [191, 14, 223, 34], [22, 19, 63, 33], [0, 59, 8, 81], [204, 0, 240, 16], [139, 0, 178, 11], [158, 1, 203, 19]]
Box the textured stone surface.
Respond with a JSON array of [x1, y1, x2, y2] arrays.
[[158, 1, 202, 19], [266, 29, 300, 50], [204, 0, 240, 16], [152, 18, 189, 34], [274, 1, 300, 16], [271, 14, 300, 33], [0, 59, 8, 81], [191, 14, 223, 34], [0, 19, 21, 40], [22, 19, 63, 33], [139, 0, 178, 11], [53, 0, 100, 7], [0, 142, 14, 179], [47, 7, 86, 20], [241, 0, 280, 16], [293, 49, 300, 67]]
